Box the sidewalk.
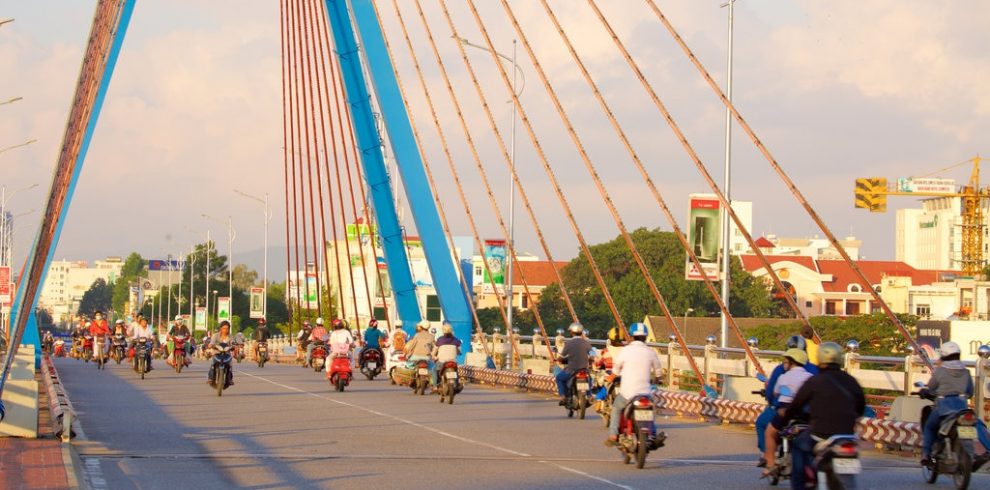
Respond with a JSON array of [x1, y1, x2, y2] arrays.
[[0, 371, 73, 490]]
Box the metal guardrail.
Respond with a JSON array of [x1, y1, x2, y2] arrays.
[[40, 354, 75, 441]]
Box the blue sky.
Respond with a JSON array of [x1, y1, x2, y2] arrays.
[[1, 1, 989, 276]]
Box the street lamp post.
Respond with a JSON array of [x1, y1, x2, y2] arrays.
[[684, 308, 695, 344], [212, 290, 219, 329], [458, 36, 525, 332], [203, 214, 235, 321], [188, 245, 196, 330], [719, 0, 737, 350], [234, 190, 271, 317]]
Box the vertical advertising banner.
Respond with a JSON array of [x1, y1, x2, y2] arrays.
[[249, 288, 265, 319], [217, 297, 231, 323], [482, 239, 507, 294], [305, 274, 319, 310], [685, 195, 721, 281], [194, 307, 207, 331], [0, 266, 11, 305]]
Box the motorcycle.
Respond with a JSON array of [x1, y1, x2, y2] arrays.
[[387, 350, 407, 385], [762, 419, 808, 486], [82, 334, 94, 362], [171, 335, 190, 373], [232, 342, 245, 363], [256, 341, 269, 368], [111, 333, 127, 364], [209, 342, 233, 397], [412, 359, 431, 395], [53, 339, 66, 358], [564, 368, 592, 419], [359, 347, 384, 380], [916, 383, 976, 490], [438, 361, 461, 405], [132, 338, 152, 379], [594, 370, 619, 427], [613, 394, 665, 469], [93, 335, 106, 370], [327, 354, 353, 392], [310, 341, 328, 372]]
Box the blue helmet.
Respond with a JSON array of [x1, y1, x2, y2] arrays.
[[628, 322, 648, 338]]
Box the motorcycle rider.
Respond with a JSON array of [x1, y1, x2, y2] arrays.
[[405, 321, 437, 386], [328, 318, 354, 361], [167, 315, 192, 367], [782, 342, 866, 490], [360, 319, 387, 367], [919, 341, 975, 467], [756, 335, 818, 467], [305, 318, 329, 367], [432, 322, 462, 387], [252, 318, 271, 360], [42, 330, 55, 354], [127, 317, 155, 372], [233, 329, 247, 359], [297, 320, 313, 365], [88, 310, 111, 361], [71, 319, 86, 358], [208, 320, 235, 387], [555, 322, 592, 405], [761, 348, 814, 477], [605, 322, 663, 446]]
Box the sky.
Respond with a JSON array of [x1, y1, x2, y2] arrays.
[[1, 1, 988, 281]]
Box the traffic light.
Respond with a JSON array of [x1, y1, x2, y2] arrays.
[[854, 178, 887, 212]]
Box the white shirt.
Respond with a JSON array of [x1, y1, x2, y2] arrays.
[[774, 365, 813, 404], [613, 341, 662, 400], [329, 329, 354, 347], [128, 324, 154, 339]]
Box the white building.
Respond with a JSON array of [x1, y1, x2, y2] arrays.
[[750, 234, 862, 260], [39, 257, 125, 325], [896, 196, 990, 271]]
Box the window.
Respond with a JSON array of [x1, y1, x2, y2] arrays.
[[845, 301, 861, 315], [916, 304, 931, 318], [847, 284, 862, 293], [474, 266, 483, 277], [825, 300, 838, 315], [373, 307, 387, 321], [805, 301, 813, 308], [870, 301, 882, 314], [426, 295, 442, 321]]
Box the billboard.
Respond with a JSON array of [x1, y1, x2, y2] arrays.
[[685, 195, 721, 281], [249, 288, 265, 319], [217, 297, 231, 323], [897, 177, 955, 195], [0, 266, 11, 304], [482, 239, 507, 294], [194, 307, 207, 331], [148, 259, 185, 271], [305, 274, 319, 310]]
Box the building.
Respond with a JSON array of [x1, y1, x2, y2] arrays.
[[746, 234, 862, 260], [38, 257, 126, 326], [472, 258, 567, 311], [896, 196, 990, 271]]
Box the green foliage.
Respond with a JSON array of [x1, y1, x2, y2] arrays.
[[746, 313, 919, 356], [111, 252, 146, 313], [535, 228, 779, 339], [79, 278, 113, 317], [231, 264, 259, 290]]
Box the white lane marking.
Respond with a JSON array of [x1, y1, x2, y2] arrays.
[[83, 457, 110, 490], [241, 371, 637, 489]]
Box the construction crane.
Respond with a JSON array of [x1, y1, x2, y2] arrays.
[[854, 156, 988, 276]]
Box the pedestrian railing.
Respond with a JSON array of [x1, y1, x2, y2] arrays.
[[40, 354, 76, 442]]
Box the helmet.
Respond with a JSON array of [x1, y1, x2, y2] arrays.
[[115, 319, 124, 325], [331, 319, 344, 330], [785, 335, 807, 351], [302, 320, 311, 327], [628, 323, 648, 338], [939, 341, 961, 358], [368, 319, 378, 328], [568, 322, 584, 335], [258, 318, 267, 325], [783, 348, 809, 366], [441, 323, 453, 335], [818, 342, 844, 365], [315, 318, 324, 326], [417, 320, 430, 331], [174, 315, 183, 322]]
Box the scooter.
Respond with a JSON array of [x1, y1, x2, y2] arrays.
[[53, 339, 66, 358], [327, 354, 353, 392], [256, 341, 269, 368], [232, 342, 245, 363], [310, 341, 328, 372], [359, 347, 384, 380], [438, 360, 461, 405], [613, 394, 665, 469], [412, 359, 431, 395], [564, 368, 592, 419], [171, 335, 190, 373], [387, 349, 407, 385], [82, 334, 94, 362], [209, 342, 233, 397], [916, 382, 976, 490], [93, 335, 106, 370], [132, 338, 152, 379], [763, 419, 808, 486], [110, 333, 127, 364]]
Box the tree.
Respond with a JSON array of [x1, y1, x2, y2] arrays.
[[111, 252, 146, 313], [79, 278, 113, 317], [746, 313, 919, 357], [536, 228, 779, 339], [231, 264, 259, 290]]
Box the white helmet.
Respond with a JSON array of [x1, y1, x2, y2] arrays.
[[939, 341, 961, 358], [174, 315, 183, 323], [568, 322, 583, 335], [316, 318, 324, 326]]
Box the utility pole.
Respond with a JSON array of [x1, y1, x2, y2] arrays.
[[719, 0, 737, 349]]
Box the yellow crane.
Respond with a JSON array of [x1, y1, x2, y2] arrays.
[[854, 156, 988, 276]]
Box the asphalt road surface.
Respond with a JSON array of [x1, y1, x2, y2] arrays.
[[55, 357, 987, 490]]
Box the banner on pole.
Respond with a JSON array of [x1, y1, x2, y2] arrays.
[[217, 297, 230, 323], [305, 274, 319, 310], [194, 307, 207, 331], [482, 239, 506, 294], [685, 194, 721, 281], [0, 266, 11, 304], [249, 288, 265, 319]]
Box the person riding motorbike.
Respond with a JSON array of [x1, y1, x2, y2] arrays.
[[168, 315, 193, 366], [360, 319, 387, 366], [782, 342, 865, 490], [761, 348, 814, 478], [391, 323, 407, 353], [88, 310, 111, 359], [297, 320, 313, 364], [800, 325, 820, 366], [127, 317, 155, 372], [405, 321, 437, 387], [431, 323, 462, 387], [207, 321, 235, 386], [555, 322, 592, 405], [328, 318, 354, 361], [111, 319, 127, 336], [605, 322, 663, 446], [71, 321, 86, 356], [305, 318, 329, 367], [756, 334, 818, 467], [253, 318, 271, 359], [919, 341, 976, 466]]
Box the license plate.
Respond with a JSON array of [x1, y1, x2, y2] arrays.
[[633, 410, 653, 422], [445, 371, 458, 380], [957, 426, 978, 440], [418, 368, 429, 375], [832, 458, 861, 475], [576, 382, 589, 391], [367, 362, 377, 369]]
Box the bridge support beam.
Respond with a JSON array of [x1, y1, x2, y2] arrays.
[[324, 0, 473, 356]]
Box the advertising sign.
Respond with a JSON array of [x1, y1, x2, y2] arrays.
[[897, 177, 955, 195], [148, 259, 186, 271], [217, 297, 231, 323], [194, 307, 207, 331], [685, 195, 721, 281], [482, 239, 507, 294], [305, 274, 319, 310], [249, 288, 265, 319], [346, 222, 375, 241], [0, 266, 11, 304]]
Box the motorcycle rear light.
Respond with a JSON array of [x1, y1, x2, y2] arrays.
[[444, 361, 458, 369], [634, 398, 652, 408], [835, 442, 858, 456], [960, 412, 977, 425], [576, 371, 589, 380]]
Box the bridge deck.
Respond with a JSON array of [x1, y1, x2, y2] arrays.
[[55, 359, 976, 490]]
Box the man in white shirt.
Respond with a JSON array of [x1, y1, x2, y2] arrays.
[[605, 322, 662, 446], [127, 317, 156, 372]]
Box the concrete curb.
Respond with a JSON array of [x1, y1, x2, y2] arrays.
[[62, 443, 86, 490]]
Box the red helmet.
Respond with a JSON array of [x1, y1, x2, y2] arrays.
[[368, 319, 379, 328], [258, 318, 267, 325], [332, 318, 344, 330]]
